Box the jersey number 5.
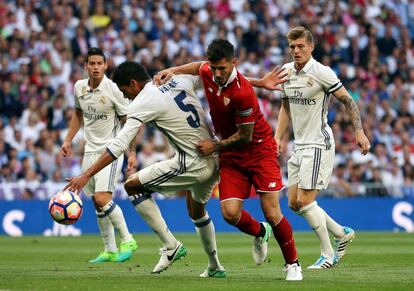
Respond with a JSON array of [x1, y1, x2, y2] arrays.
[[174, 91, 200, 128]]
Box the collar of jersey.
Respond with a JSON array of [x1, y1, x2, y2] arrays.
[[295, 57, 315, 74], [213, 67, 238, 89], [86, 75, 108, 92], [136, 81, 152, 99]]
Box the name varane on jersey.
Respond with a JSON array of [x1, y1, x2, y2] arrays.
[[107, 75, 215, 161]]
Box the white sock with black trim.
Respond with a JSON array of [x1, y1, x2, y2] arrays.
[[96, 211, 117, 252], [101, 200, 133, 243], [299, 201, 334, 258], [318, 206, 345, 238], [130, 194, 177, 250], [193, 212, 221, 270]]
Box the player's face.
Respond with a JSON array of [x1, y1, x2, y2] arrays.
[[85, 55, 107, 81], [288, 37, 314, 70], [118, 80, 139, 100], [209, 58, 236, 87]]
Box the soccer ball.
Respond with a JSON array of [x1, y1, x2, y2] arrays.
[[48, 190, 83, 225]]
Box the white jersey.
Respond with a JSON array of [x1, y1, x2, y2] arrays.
[[74, 75, 129, 153], [281, 58, 342, 150], [107, 75, 215, 163]]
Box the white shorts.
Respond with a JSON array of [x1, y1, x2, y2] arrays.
[[134, 154, 218, 204], [287, 147, 334, 190], [82, 152, 124, 196]]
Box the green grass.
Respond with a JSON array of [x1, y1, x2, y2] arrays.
[[0, 232, 413, 290]]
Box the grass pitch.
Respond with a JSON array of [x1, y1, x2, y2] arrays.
[[0, 232, 413, 290]]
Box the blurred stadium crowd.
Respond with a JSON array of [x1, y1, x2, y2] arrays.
[[1, 0, 414, 199]]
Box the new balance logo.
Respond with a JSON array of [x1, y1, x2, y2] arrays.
[[268, 182, 277, 188]]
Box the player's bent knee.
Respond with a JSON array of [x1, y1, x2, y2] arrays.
[[93, 193, 111, 209], [296, 197, 313, 209], [288, 200, 300, 212], [124, 176, 142, 196], [221, 210, 240, 225], [188, 204, 206, 220]]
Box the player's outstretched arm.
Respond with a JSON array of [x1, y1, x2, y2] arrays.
[[334, 87, 371, 155], [154, 62, 204, 85], [247, 66, 288, 90], [64, 150, 115, 192]]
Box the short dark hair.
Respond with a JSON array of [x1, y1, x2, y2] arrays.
[[206, 39, 234, 62], [112, 61, 151, 86], [85, 47, 106, 63]]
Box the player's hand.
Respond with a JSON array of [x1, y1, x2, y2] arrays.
[[63, 174, 90, 192], [355, 130, 370, 155], [261, 66, 288, 91], [60, 141, 72, 157], [153, 69, 174, 86], [196, 139, 215, 156], [126, 152, 137, 174], [274, 137, 283, 156]]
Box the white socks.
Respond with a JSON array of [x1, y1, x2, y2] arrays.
[[96, 211, 117, 252], [130, 194, 177, 250], [318, 206, 345, 238], [101, 200, 133, 243], [298, 201, 334, 257], [193, 212, 221, 270]]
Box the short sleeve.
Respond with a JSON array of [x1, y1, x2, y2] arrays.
[[199, 62, 210, 80], [234, 85, 257, 125], [319, 66, 342, 94], [111, 83, 129, 117], [280, 64, 290, 99], [73, 82, 82, 110], [127, 87, 158, 124]]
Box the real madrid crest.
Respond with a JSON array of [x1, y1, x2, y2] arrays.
[[100, 95, 106, 104], [307, 77, 314, 87], [81, 86, 88, 95], [223, 96, 230, 106]]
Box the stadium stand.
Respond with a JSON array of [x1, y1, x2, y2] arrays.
[[0, 0, 413, 199]]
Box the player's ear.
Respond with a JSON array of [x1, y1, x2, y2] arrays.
[[130, 79, 138, 88], [232, 58, 238, 66]]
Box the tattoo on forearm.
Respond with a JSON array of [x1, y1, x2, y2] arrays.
[[216, 123, 254, 151], [337, 94, 363, 130]]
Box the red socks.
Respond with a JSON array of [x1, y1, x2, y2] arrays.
[[272, 216, 298, 264], [234, 210, 261, 236]]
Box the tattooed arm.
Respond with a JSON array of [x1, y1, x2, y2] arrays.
[[334, 86, 370, 155], [196, 123, 254, 156]]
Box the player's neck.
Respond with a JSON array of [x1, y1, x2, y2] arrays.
[[88, 77, 104, 90], [294, 62, 305, 73], [294, 57, 311, 73]]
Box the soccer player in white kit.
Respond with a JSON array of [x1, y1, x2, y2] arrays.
[[64, 61, 227, 277], [274, 27, 371, 269], [60, 48, 138, 263]]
